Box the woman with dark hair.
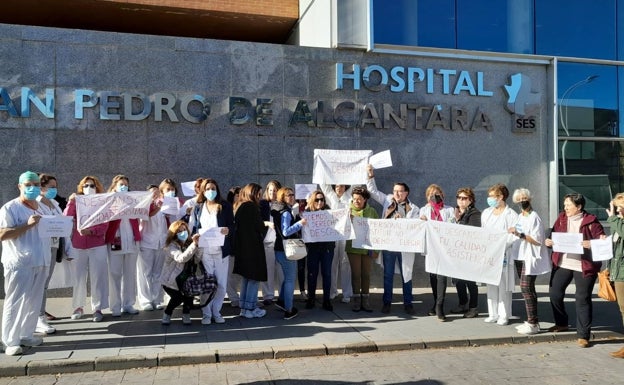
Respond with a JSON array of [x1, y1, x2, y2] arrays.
[[160, 220, 201, 325], [225, 186, 242, 307], [346, 186, 379, 312], [188, 178, 234, 325], [233, 183, 272, 318], [545, 193, 605, 347]]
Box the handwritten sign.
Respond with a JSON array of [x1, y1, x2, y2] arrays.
[[369, 150, 393, 169], [551, 232, 584, 254], [351, 217, 426, 253], [160, 196, 180, 216], [424, 220, 507, 285], [300, 208, 354, 242], [590, 236, 613, 261], [198, 227, 225, 248], [312, 149, 371, 185], [76, 191, 152, 231], [180, 181, 196, 197], [38, 215, 73, 238]]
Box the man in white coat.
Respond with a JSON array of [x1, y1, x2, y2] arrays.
[[0, 171, 50, 356], [366, 165, 420, 315]]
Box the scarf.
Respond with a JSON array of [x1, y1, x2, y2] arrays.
[[430, 200, 444, 221]]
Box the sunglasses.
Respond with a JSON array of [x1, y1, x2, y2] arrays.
[[83, 184, 96, 188], [456, 196, 469, 200], [314, 198, 325, 202], [286, 193, 295, 197]]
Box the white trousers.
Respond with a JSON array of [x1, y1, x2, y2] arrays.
[[40, 246, 57, 315], [72, 245, 109, 312], [136, 247, 165, 308], [260, 242, 278, 300], [486, 261, 515, 320], [201, 251, 229, 318], [330, 240, 353, 299], [108, 251, 138, 313], [225, 255, 241, 302], [2, 265, 47, 347]]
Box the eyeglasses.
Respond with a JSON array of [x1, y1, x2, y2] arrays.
[[83, 184, 96, 188], [286, 194, 295, 197], [314, 198, 325, 202], [456, 196, 469, 200]]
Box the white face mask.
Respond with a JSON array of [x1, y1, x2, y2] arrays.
[[83, 187, 95, 195]]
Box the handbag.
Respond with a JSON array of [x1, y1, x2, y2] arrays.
[[283, 238, 307, 261], [597, 269, 617, 302], [176, 261, 218, 306]]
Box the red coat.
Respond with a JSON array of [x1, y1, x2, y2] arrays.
[[105, 218, 141, 243], [550, 211, 604, 277]]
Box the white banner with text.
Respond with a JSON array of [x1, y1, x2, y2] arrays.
[[301, 208, 355, 243], [76, 191, 152, 230]]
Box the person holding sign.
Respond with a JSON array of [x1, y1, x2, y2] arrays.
[[187, 178, 233, 325], [510, 188, 551, 335], [271, 187, 307, 320], [347, 186, 379, 312], [0, 171, 49, 356], [451, 187, 482, 319], [302, 190, 335, 311], [65, 175, 110, 322], [105, 175, 141, 318], [481, 184, 518, 326], [419, 184, 455, 321], [544, 193, 605, 347], [606, 193, 624, 358], [366, 165, 419, 316]]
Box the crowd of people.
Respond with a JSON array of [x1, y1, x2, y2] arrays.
[[1, 168, 623, 358]]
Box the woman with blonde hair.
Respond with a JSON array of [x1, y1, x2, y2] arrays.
[[260, 180, 282, 305], [607, 193, 624, 357], [64, 175, 110, 322]]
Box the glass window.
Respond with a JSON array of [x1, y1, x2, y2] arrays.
[[619, 0, 624, 60], [456, 0, 533, 54], [372, 0, 455, 48], [536, 0, 617, 60]]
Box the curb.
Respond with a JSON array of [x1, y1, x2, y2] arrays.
[[5, 333, 624, 378]]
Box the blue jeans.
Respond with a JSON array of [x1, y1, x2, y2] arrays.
[[240, 278, 260, 311], [382, 251, 413, 306], [275, 250, 297, 311], [306, 246, 334, 302]]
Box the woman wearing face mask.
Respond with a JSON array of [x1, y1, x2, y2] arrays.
[[481, 184, 518, 326], [509, 188, 551, 335], [64, 176, 110, 322], [105, 175, 141, 318], [419, 184, 455, 321], [544, 193, 605, 347], [188, 178, 233, 325], [160, 220, 202, 325], [137, 179, 179, 312]]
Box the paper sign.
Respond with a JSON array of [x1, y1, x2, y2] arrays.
[[369, 150, 393, 169], [198, 227, 225, 248], [351, 217, 425, 253], [295, 184, 318, 200], [160, 196, 180, 215], [300, 208, 355, 242], [312, 149, 372, 185], [38, 215, 73, 238], [551, 232, 584, 254], [181, 181, 196, 197], [590, 236, 613, 261], [76, 191, 152, 231]]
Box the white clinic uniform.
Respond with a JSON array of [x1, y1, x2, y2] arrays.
[[481, 205, 518, 322], [0, 198, 50, 348], [137, 211, 168, 309], [108, 219, 139, 313], [321, 184, 354, 300], [36, 196, 63, 315]]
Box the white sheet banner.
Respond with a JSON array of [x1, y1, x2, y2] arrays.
[[76, 191, 152, 231], [300, 208, 355, 243], [312, 149, 372, 185], [424, 221, 507, 285], [351, 217, 426, 253]]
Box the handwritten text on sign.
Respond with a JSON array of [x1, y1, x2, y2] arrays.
[[301, 208, 354, 243], [351, 217, 426, 253], [76, 191, 152, 230], [312, 149, 371, 185]]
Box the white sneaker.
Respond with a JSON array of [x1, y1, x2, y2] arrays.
[[484, 316, 498, 323], [496, 318, 509, 326], [213, 315, 226, 324], [92, 310, 103, 322], [515, 321, 528, 330], [141, 304, 154, 311], [517, 322, 540, 335], [154, 303, 164, 310], [71, 307, 83, 320], [241, 309, 254, 319], [182, 314, 192, 325], [111, 310, 122, 317], [20, 336, 43, 347], [341, 297, 351, 304], [122, 306, 139, 315], [5, 346, 22, 356], [201, 315, 212, 325], [251, 307, 266, 318], [161, 313, 171, 325], [36, 316, 56, 334]]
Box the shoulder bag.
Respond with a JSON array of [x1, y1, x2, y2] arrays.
[[597, 269, 617, 302], [283, 238, 307, 261]]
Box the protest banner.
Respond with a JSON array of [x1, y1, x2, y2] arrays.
[[76, 191, 152, 230], [424, 220, 507, 285], [312, 149, 372, 185], [351, 217, 426, 253], [38, 215, 73, 238], [300, 208, 354, 243]]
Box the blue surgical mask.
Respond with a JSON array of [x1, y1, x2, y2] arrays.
[[204, 190, 217, 201], [176, 230, 188, 242], [23, 186, 41, 201], [164, 191, 176, 198], [117, 185, 129, 192], [486, 197, 498, 208], [44, 187, 58, 200]]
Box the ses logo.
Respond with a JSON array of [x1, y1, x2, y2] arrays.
[[504, 73, 540, 133]]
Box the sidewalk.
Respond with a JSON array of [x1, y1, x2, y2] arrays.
[[1, 285, 623, 377]]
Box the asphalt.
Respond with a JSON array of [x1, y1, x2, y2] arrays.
[[0, 285, 623, 377]]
